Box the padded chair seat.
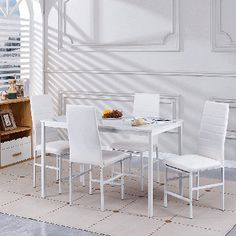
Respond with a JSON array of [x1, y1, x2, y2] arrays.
[[111, 141, 149, 153], [163, 154, 222, 172], [102, 150, 128, 167], [36, 140, 69, 156], [158, 152, 179, 160]]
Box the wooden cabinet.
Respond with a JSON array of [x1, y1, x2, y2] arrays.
[[0, 98, 32, 168]]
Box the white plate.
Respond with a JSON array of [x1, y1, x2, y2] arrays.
[[102, 117, 122, 120]]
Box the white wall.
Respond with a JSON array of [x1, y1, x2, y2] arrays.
[[39, 0, 236, 157], [30, 0, 44, 95]]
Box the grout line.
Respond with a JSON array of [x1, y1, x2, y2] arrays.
[[0, 196, 24, 207], [38, 203, 68, 219], [116, 210, 163, 221], [147, 215, 177, 236], [170, 220, 222, 233], [72, 194, 138, 213], [192, 202, 235, 213], [87, 212, 114, 230]]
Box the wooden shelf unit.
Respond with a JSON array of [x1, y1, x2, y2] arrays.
[[0, 98, 32, 168], [1, 126, 31, 137]]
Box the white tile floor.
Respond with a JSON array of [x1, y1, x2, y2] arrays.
[[0, 159, 236, 236]]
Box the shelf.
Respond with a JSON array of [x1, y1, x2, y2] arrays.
[[0, 97, 30, 106], [0, 126, 31, 137]]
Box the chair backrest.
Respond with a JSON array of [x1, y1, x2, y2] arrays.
[[66, 105, 103, 166], [198, 101, 229, 165], [30, 95, 59, 147], [133, 93, 160, 118]]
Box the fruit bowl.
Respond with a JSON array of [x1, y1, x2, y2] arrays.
[[102, 109, 123, 119]]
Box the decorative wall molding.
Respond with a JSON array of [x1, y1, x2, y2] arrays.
[[58, 90, 181, 121], [58, 0, 180, 52], [45, 69, 236, 78], [211, 0, 236, 52]]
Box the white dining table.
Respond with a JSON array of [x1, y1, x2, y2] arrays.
[[40, 116, 183, 218]]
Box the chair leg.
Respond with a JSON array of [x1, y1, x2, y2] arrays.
[[164, 165, 168, 208], [140, 153, 144, 191], [121, 161, 124, 200], [179, 172, 183, 196], [89, 164, 92, 195], [58, 156, 62, 194], [33, 151, 37, 188], [80, 164, 86, 186], [110, 164, 115, 187], [100, 167, 105, 211], [189, 172, 193, 219], [56, 155, 59, 181], [221, 167, 225, 211], [156, 146, 160, 183], [128, 153, 132, 177], [69, 162, 72, 206], [196, 171, 199, 200]]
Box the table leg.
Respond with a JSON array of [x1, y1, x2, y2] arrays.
[[178, 124, 183, 155], [41, 121, 46, 198], [148, 133, 154, 218], [178, 124, 183, 195]]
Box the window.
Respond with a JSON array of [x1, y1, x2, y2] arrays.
[[0, 0, 30, 90]]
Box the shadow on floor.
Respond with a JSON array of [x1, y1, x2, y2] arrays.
[[227, 225, 236, 236], [0, 213, 104, 236]]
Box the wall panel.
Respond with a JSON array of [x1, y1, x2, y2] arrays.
[[43, 0, 236, 157]]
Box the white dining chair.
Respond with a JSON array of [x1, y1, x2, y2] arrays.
[[67, 105, 128, 211], [30, 95, 70, 193], [163, 101, 229, 219], [111, 93, 160, 191]]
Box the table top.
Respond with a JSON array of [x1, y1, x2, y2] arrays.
[[41, 116, 183, 135]]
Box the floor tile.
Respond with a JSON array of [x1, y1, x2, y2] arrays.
[[124, 178, 148, 197], [0, 173, 18, 186], [0, 176, 41, 197], [122, 196, 186, 220], [172, 204, 236, 234], [46, 182, 86, 203], [41, 204, 111, 231], [153, 222, 223, 236], [195, 190, 236, 212], [75, 190, 135, 211], [90, 213, 164, 236], [0, 162, 36, 177], [0, 196, 65, 219], [0, 191, 22, 206], [224, 180, 236, 195]]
